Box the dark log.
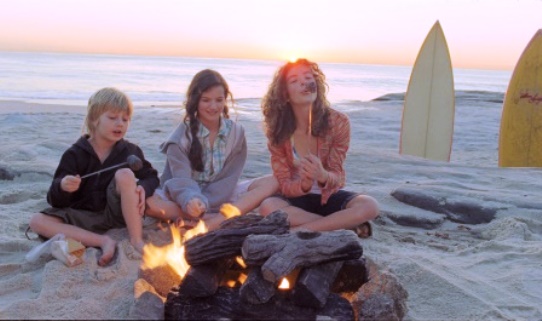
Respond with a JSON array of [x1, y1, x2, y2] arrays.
[[239, 266, 278, 304], [164, 286, 354, 321], [184, 211, 289, 266], [291, 260, 344, 308], [177, 259, 230, 298], [331, 257, 369, 293], [242, 229, 363, 283]]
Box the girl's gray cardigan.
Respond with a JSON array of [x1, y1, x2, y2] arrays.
[[159, 120, 247, 213]]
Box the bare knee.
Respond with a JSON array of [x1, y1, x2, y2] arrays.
[[249, 175, 279, 193], [115, 168, 136, 190], [258, 197, 286, 216], [29, 213, 59, 234], [348, 195, 379, 221]]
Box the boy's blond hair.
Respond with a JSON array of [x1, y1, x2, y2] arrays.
[[84, 87, 133, 134]]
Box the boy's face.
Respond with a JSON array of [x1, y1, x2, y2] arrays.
[[93, 110, 131, 143]]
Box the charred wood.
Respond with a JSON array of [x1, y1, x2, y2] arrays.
[[292, 260, 344, 308], [184, 211, 289, 266], [164, 286, 354, 321], [242, 229, 363, 282]]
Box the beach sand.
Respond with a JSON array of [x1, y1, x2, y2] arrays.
[[1, 95, 541, 320]]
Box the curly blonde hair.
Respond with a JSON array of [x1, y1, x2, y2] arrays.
[[261, 58, 330, 146]]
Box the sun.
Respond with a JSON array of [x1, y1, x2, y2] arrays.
[[288, 55, 298, 63]]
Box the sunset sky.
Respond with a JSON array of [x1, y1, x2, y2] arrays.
[[0, 0, 540, 70]]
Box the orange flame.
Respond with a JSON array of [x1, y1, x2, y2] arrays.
[[220, 203, 242, 219], [278, 278, 290, 289], [235, 256, 247, 269], [141, 220, 208, 278]]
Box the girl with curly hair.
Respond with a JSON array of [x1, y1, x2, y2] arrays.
[[259, 59, 378, 237]]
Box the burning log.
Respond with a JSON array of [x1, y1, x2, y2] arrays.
[[184, 211, 289, 266], [177, 259, 231, 298], [164, 286, 354, 321], [239, 266, 278, 304], [332, 257, 369, 293], [291, 261, 344, 309], [242, 229, 363, 283]]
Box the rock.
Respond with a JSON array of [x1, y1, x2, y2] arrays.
[[351, 258, 408, 321], [391, 186, 497, 224]]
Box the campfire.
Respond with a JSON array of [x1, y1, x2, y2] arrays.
[[138, 209, 369, 321]]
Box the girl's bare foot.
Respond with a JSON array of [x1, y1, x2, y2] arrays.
[[98, 237, 117, 266]]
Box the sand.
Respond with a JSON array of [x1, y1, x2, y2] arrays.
[[1, 95, 541, 320]]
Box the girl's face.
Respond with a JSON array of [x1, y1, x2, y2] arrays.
[[93, 110, 130, 143], [197, 85, 226, 128], [285, 64, 317, 106]]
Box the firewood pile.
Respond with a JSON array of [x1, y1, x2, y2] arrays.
[[163, 211, 369, 321]]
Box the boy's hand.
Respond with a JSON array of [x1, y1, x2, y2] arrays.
[[186, 198, 206, 218], [136, 185, 146, 216], [61, 175, 81, 192]]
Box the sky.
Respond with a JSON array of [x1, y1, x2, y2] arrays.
[[0, 0, 540, 70]]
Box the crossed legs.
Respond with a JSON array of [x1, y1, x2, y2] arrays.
[[145, 175, 280, 231], [258, 194, 379, 232]]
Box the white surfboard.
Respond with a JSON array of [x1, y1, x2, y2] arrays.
[[400, 21, 455, 161]]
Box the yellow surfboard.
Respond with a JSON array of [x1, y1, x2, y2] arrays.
[[499, 29, 542, 167], [400, 21, 455, 162]]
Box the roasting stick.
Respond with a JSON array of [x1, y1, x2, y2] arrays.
[[80, 155, 143, 179], [306, 82, 317, 154]]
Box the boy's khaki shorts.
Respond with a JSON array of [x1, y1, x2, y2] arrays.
[[41, 180, 126, 234]]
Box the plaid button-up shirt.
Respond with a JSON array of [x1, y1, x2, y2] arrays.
[[192, 118, 232, 184]]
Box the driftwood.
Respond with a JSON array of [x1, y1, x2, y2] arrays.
[[239, 266, 277, 304], [164, 286, 354, 321], [291, 261, 344, 308], [332, 257, 369, 293], [184, 211, 289, 266], [177, 260, 230, 298], [242, 229, 363, 283]]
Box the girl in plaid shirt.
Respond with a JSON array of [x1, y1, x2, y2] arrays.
[[259, 59, 378, 237], [145, 69, 278, 230]]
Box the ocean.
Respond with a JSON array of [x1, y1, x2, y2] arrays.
[[0, 51, 511, 110]]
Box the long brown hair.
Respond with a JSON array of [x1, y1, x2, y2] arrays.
[[183, 69, 233, 171], [261, 58, 330, 146]]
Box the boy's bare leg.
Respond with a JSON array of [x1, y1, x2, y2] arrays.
[[115, 169, 144, 253], [29, 213, 117, 266]]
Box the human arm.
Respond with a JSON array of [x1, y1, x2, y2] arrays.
[[161, 143, 209, 215], [268, 141, 308, 197], [47, 150, 81, 207], [319, 111, 349, 192], [131, 146, 160, 199]]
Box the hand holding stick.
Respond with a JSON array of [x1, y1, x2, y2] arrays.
[[80, 155, 143, 179]]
